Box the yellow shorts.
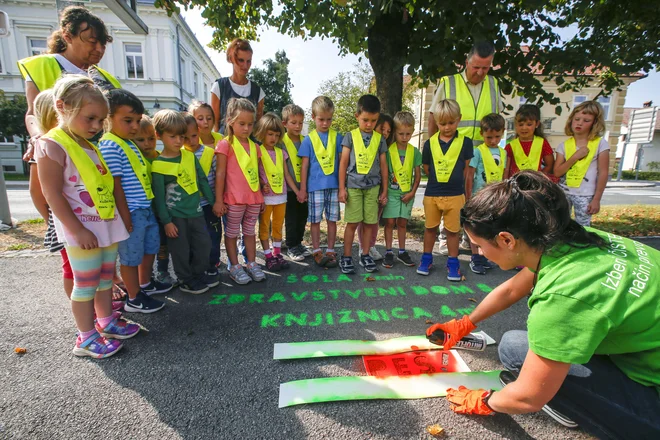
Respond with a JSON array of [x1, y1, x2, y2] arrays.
[[423, 195, 465, 232]]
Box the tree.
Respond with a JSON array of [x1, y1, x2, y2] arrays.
[[249, 50, 293, 115], [157, 0, 660, 116], [0, 90, 28, 140]]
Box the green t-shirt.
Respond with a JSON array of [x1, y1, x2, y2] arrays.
[[528, 228, 660, 391], [385, 146, 423, 193]]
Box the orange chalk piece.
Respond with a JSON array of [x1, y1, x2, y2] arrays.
[[14, 347, 27, 354]]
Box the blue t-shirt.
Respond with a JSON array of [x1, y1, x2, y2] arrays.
[[298, 130, 343, 193], [99, 138, 152, 212], [469, 145, 505, 194], [422, 133, 473, 197]]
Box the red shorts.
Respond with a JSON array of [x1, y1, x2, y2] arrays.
[[60, 248, 74, 279]]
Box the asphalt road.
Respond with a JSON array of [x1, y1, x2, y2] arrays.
[[7, 239, 658, 439]]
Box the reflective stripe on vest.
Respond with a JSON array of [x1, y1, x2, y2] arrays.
[[43, 127, 116, 219], [429, 134, 464, 183], [351, 129, 381, 175], [230, 137, 259, 192], [309, 129, 338, 175], [564, 137, 601, 187], [101, 133, 153, 200], [444, 73, 499, 142], [510, 137, 543, 171], [388, 143, 415, 192], [150, 149, 199, 195], [259, 146, 284, 194], [477, 145, 505, 183], [17, 54, 121, 92], [282, 133, 302, 182]]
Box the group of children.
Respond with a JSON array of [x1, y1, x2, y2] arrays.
[[31, 73, 609, 359]]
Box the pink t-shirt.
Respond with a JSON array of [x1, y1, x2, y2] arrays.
[[215, 138, 264, 205], [259, 147, 289, 205], [35, 139, 129, 248]]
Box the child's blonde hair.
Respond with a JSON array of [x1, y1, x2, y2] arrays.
[[224, 98, 256, 142], [433, 99, 461, 123], [51, 74, 108, 127], [138, 115, 154, 132], [188, 100, 215, 122], [33, 90, 58, 134], [311, 96, 334, 116], [254, 113, 285, 144], [152, 109, 187, 136], [393, 111, 415, 129], [281, 104, 304, 123], [515, 104, 545, 138], [565, 100, 606, 139]]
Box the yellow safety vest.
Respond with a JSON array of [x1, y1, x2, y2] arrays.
[[43, 127, 116, 219], [351, 129, 381, 174], [260, 146, 284, 194], [477, 145, 506, 183], [150, 149, 199, 195], [17, 54, 121, 92], [183, 145, 215, 176], [442, 73, 500, 142], [510, 137, 544, 171], [429, 134, 464, 183], [388, 143, 415, 192], [309, 129, 338, 175], [564, 137, 601, 187], [101, 133, 153, 199], [230, 136, 259, 192], [282, 133, 302, 182]]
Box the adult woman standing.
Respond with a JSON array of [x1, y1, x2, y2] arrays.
[[428, 171, 660, 439], [210, 39, 265, 134]]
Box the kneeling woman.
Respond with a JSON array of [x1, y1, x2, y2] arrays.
[[427, 171, 660, 439]]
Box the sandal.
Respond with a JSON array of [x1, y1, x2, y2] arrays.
[[313, 250, 329, 267], [325, 251, 338, 268]]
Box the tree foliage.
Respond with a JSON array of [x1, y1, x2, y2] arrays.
[[248, 50, 293, 116], [158, 0, 660, 116], [0, 90, 28, 140]]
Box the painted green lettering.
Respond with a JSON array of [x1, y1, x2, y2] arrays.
[[268, 292, 286, 303], [285, 313, 308, 326], [261, 314, 281, 328], [357, 309, 381, 323], [312, 290, 325, 300], [450, 285, 474, 294], [477, 283, 493, 293], [364, 288, 376, 297], [337, 309, 355, 324], [412, 307, 433, 319], [308, 313, 323, 326], [345, 289, 361, 299], [322, 274, 332, 283], [326, 313, 334, 325], [391, 307, 409, 319], [412, 286, 429, 295], [287, 274, 298, 284], [378, 310, 391, 321], [291, 292, 308, 301], [397, 287, 406, 296], [336, 274, 352, 283], [302, 274, 318, 283], [430, 285, 450, 295], [377, 287, 398, 297], [440, 305, 457, 316], [455, 306, 476, 315], [248, 294, 264, 304], [228, 294, 246, 304], [208, 295, 226, 305], [328, 289, 341, 299]]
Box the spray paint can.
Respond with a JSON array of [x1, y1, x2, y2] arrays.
[[427, 330, 487, 351]]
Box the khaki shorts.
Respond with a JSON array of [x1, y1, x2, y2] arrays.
[[423, 195, 465, 232]]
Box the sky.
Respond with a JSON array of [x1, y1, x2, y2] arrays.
[[180, 7, 660, 110]]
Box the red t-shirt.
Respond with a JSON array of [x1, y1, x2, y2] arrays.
[[505, 138, 554, 176]]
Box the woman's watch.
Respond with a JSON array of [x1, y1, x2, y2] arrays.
[[482, 390, 496, 411]]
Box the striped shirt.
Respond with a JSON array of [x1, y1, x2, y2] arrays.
[[99, 138, 152, 212], [193, 147, 216, 207]]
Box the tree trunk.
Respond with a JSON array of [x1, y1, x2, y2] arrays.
[[367, 7, 413, 117]]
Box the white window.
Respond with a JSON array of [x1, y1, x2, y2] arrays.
[[124, 43, 144, 79], [203, 82, 208, 101], [597, 96, 612, 120], [193, 71, 199, 98], [29, 38, 48, 56], [543, 118, 554, 131], [572, 94, 588, 108], [180, 59, 187, 91]]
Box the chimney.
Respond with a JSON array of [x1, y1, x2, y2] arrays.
[[643, 100, 653, 107]]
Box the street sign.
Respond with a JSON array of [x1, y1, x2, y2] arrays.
[[617, 106, 658, 181]]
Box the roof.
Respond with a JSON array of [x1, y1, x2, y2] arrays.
[[622, 107, 660, 130]]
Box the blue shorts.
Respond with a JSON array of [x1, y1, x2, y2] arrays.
[[118, 208, 160, 266], [308, 188, 340, 224]]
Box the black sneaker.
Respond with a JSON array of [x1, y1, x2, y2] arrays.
[[470, 254, 487, 275], [340, 256, 355, 274], [179, 278, 210, 295], [359, 254, 378, 272], [142, 278, 173, 296], [499, 371, 578, 428], [202, 271, 220, 288], [397, 251, 415, 266], [382, 252, 395, 268], [124, 290, 165, 313]]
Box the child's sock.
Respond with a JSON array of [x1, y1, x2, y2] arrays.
[[398, 249, 405, 254], [423, 252, 432, 258], [313, 248, 322, 254], [326, 248, 334, 254], [273, 243, 281, 256], [96, 315, 114, 329], [386, 249, 393, 254], [140, 281, 151, 288], [264, 249, 273, 257], [78, 328, 97, 343]]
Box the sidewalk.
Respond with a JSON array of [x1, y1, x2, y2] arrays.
[[417, 180, 657, 189]]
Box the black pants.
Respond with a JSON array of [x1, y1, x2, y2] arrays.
[[167, 216, 210, 285], [285, 191, 308, 248], [202, 204, 222, 271]]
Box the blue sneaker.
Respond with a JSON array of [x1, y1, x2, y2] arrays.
[[96, 316, 140, 340], [470, 254, 487, 275], [142, 278, 173, 296], [72, 331, 123, 359], [124, 290, 165, 314], [447, 257, 462, 281], [417, 253, 433, 276]]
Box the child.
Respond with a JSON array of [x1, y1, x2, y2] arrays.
[[255, 113, 299, 270], [504, 104, 554, 179], [298, 96, 344, 268], [182, 113, 222, 280], [213, 98, 267, 284], [36, 75, 138, 358], [419, 99, 473, 281], [381, 111, 422, 268], [553, 100, 610, 226], [338, 94, 388, 274], [151, 110, 217, 294], [281, 104, 310, 262], [99, 89, 169, 313], [189, 100, 223, 148], [465, 113, 506, 274], [133, 115, 175, 286]]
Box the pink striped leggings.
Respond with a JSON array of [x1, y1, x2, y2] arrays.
[[224, 204, 261, 239]]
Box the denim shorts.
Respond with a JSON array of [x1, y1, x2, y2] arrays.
[[118, 208, 160, 266]]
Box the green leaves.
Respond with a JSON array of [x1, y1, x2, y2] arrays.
[[248, 50, 294, 116], [0, 90, 28, 139]]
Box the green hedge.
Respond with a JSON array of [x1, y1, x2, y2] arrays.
[[611, 171, 660, 181]]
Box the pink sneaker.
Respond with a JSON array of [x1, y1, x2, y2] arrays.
[[112, 300, 125, 312], [72, 331, 123, 359], [95, 317, 140, 340]]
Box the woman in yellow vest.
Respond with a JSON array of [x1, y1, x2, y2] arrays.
[[553, 101, 610, 226]]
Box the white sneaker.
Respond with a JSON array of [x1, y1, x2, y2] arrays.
[[459, 237, 471, 251], [437, 239, 448, 256], [369, 246, 383, 261]]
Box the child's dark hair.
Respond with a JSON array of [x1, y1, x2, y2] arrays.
[[105, 88, 144, 116], [376, 113, 394, 144], [181, 112, 197, 127], [515, 104, 545, 138], [461, 170, 605, 253], [357, 94, 381, 114], [480, 113, 505, 132]]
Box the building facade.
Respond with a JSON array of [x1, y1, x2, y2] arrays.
[[0, 0, 220, 174]]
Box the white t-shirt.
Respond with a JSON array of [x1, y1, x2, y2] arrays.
[[25, 54, 85, 81], [556, 138, 610, 196], [210, 78, 265, 103]]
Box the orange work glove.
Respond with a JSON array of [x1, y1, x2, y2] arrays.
[[425, 315, 477, 350], [446, 386, 494, 415]]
